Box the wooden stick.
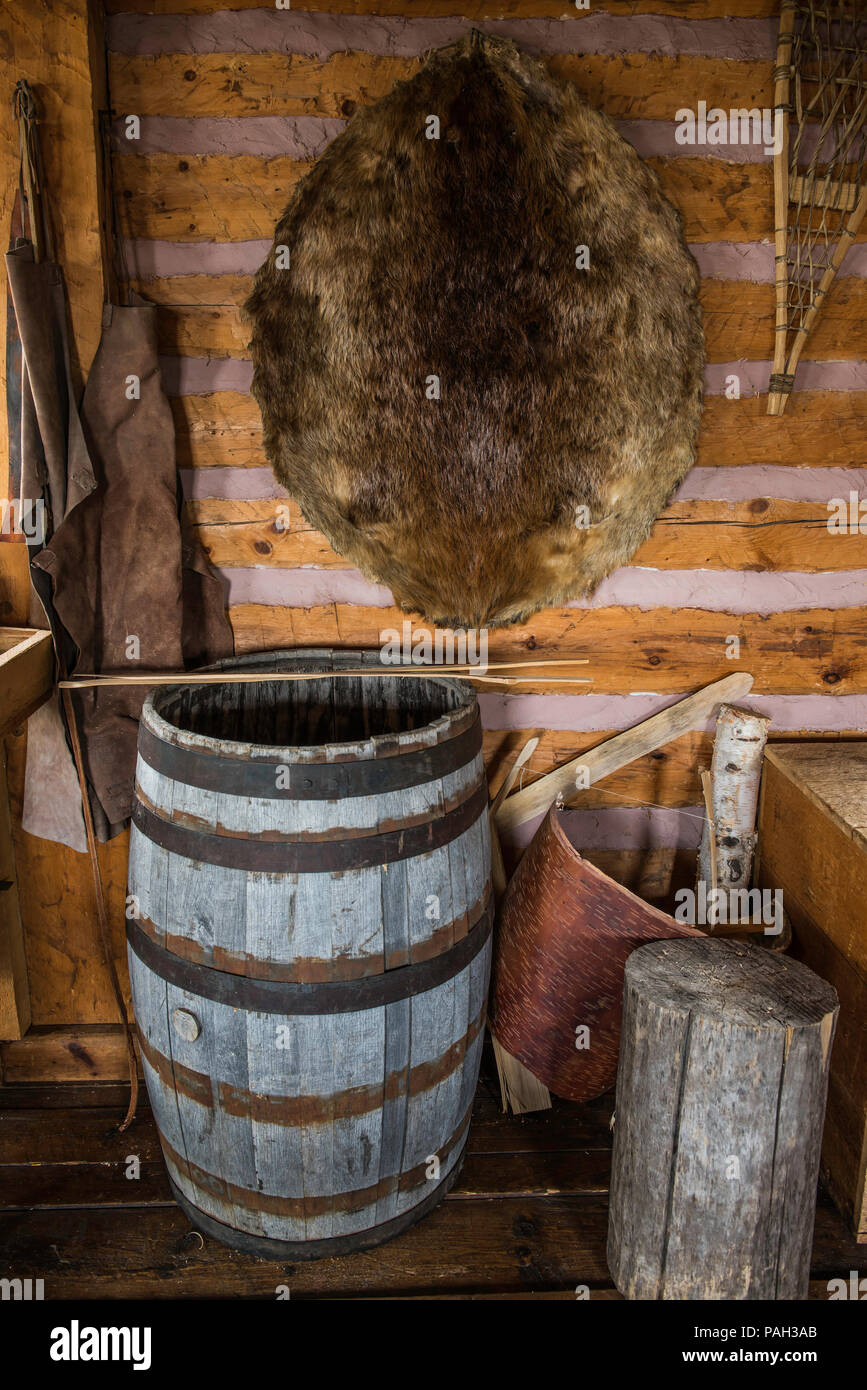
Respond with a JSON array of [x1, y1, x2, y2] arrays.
[[699, 768, 719, 929], [487, 738, 552, 1116], [60, 688, 138, 1133], [768, 0, 796, 416], [58, 660, 590, 690], [496, 672, 755, 835], [490, 736, 539, 817]]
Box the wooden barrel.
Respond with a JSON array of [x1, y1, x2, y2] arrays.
[[126, 648, 492, 1259]]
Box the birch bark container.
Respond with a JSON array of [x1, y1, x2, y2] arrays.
[[490, 808, 701, 1102], [126, 649, 492, 1259]]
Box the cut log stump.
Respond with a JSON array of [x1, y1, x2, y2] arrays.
[[608, 937, 839, 1300]]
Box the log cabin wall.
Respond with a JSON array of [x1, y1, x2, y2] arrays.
[[1, 0, 866, 1077]]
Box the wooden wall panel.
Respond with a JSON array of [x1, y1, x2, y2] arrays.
[[108, 52, 774, 121], [169, 389, 867, 472], [185, 497, 867, 574], [115, 155, 779, 244], [104, 1, 780, 18]]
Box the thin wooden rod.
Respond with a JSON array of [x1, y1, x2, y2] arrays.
[[700, 767, 720, 932], [490, 736, 540, 818], [58, 659, 591, 690], [769, 1, 797, 415], [769, 3, 867, 415], [61, 688, 139, 1132]]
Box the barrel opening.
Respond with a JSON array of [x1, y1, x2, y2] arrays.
[[152, 667, 472, 749]]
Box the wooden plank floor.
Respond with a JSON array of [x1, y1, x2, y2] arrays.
[[1, 1050, 864, 1300]]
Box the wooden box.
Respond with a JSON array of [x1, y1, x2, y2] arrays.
[[756, 743, 867, 1241]]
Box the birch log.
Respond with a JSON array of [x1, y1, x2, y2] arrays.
[[608, 937, 838, 1300], [697, 703, 771, 926]]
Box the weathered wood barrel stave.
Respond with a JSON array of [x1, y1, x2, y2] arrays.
[[127, 649, 492, 1258]]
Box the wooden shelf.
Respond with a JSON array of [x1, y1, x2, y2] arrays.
[[0, 627, 54, 1041], [0, 628, 54, 736]]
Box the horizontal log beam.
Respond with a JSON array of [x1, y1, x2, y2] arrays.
[[148, 279, 867, 364], [109, 51, 773, 122], [168, 390, 867, 471], [114, 151, 867, 249], [696, 393, 867, 468], [114, 153, 312, 240], [172, 391, 261, 467], [114, 154, 784, 243], [0, 1025, 142, 1084], [790, 174, 861, 213], [228, 603, 867, 695], [104, 1, 780, 18], [185, 497, 867, 573]]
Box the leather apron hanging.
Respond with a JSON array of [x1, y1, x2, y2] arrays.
[[6, 83, 233, 840], [33, 296, 234, 830]]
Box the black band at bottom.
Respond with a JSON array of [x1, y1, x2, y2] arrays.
[[168, 1157, 464, 1263]]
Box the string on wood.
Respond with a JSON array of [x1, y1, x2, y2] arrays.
[[570, 782, 714, 826], [769, 1, 867, 414]]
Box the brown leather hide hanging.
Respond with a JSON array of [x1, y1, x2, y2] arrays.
[[246, 32, 704, 628]]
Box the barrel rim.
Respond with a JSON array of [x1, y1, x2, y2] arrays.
[[136, 706, 483, 802], [141, 647, 480, 766]]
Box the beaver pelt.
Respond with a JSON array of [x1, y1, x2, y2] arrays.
[[246, 31, 704, 628]]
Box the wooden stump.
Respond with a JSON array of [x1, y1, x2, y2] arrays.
[[608, 937, 839, 1300]]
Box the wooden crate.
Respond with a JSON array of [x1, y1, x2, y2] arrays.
[[756, 743, 867, 1242]]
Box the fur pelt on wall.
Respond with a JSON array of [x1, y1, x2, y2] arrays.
[[246, 31, 704, 627]]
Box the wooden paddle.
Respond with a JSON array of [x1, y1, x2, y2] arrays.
[[496, 672, 755, 835]]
